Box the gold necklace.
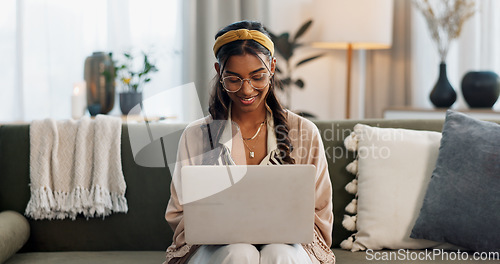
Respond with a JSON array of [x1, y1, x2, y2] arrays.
[[242, 127, 263, 159], [242, 119, 266, 141]]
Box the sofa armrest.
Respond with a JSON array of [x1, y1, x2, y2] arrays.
[[0, 211, 30, 264]]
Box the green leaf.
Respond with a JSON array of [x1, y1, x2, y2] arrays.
[[281, 77, 292, 86], [296, 54, 325, 67], [275, 38, 293, 60], [115, 50, 158, 92], [293, 20, 313, 42], [295, 79, 304, 88], [279, 32, 290, 41], [269, 30, 294, 60]]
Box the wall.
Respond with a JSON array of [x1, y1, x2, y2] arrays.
[[268, 0, 356, 120], [270, 0, 500, 120]]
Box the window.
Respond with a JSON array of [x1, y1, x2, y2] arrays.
[[0, 0, 183, 122]]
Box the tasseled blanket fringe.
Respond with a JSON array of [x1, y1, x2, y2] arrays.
[[25, 184, 128, 220]]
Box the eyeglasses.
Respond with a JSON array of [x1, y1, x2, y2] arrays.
[[220, 72, 273, 93]]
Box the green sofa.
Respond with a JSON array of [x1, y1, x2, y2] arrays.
[[0, 119, 497, 264]]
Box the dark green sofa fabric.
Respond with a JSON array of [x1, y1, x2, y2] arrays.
[[0, 119, 480, 253], [0, 125, 173, 252]]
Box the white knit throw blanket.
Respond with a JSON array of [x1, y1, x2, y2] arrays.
[[25, 115, 128, 220]]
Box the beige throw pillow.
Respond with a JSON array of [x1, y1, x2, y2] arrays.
[[341, 124, 444, 251]]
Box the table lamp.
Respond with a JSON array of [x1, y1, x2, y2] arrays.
[[313, 0, 394, 119]]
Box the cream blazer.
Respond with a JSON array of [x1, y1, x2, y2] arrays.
[[164, 110, 335, 264]]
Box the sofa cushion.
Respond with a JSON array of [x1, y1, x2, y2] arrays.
[[313, 119, 445, 248], [0, 211, 30, 264], [341, 124, 443, 251], [4, 251, 166, 264], [0, 125, 174, 252], [411, 111, 500, 251], [0, 120, 472, 252]]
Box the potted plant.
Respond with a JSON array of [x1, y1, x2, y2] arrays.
[[112, 51, 158, 115], [268, 20, 324, 111]]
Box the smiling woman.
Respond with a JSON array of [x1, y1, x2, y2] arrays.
[[218, 54, 273, 110], [164, 20, 335, 264], [216, 53, 274, 163]]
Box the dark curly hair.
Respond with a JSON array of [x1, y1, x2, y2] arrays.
[[208, 20, 294, 164]]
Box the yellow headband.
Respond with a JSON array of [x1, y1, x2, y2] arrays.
[[213, 29, 275, 57]]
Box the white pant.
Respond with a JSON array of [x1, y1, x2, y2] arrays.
[[187, 243, 313, 264]]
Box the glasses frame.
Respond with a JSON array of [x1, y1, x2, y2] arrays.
[[220, 72, 274, 93]]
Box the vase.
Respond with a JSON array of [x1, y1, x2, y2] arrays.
[[461, 71, 500, 108], [429, 63, 457, 108], [120, 92, 143, 115], [84, 51, 115, 115]]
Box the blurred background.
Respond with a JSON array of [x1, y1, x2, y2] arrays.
[[1, 0, 499, 122]]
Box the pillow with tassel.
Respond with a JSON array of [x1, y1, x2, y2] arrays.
[[340, 124, 444, 251]]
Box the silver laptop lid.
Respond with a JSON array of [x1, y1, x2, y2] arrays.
[[182, 165, 315, 245]]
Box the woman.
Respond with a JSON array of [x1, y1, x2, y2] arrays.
[[164, 20, 335, 264]]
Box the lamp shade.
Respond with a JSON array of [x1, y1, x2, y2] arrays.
[[313, 0, 394, 50]]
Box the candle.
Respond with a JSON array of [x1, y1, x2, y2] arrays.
[[71, 81, 87, 119]]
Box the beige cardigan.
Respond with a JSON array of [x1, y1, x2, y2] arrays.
[[164, 111, 335, 264]]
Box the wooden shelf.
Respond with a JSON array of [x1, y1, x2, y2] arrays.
[[384, 107, 500, 120]]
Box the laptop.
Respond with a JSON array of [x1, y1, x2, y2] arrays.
[[181, 165, 316, 245]]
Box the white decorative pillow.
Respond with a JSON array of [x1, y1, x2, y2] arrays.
[[340, 124, 444, 251]]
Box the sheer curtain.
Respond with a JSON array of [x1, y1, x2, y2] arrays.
[[363, 0, 413, 118], [0, 0, 183, 122]]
